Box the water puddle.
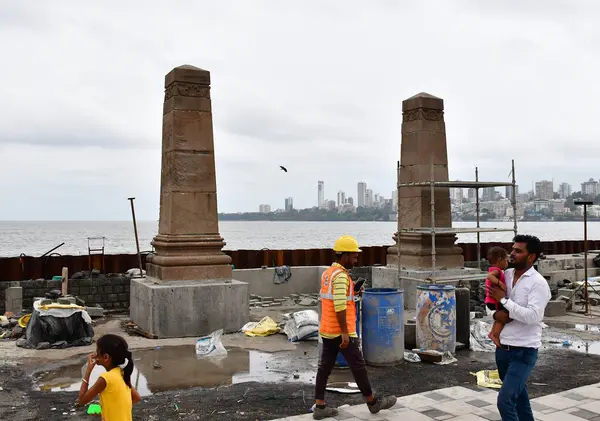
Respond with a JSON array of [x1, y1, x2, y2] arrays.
[[34, 344, 351, 396], [542, 340, 600, 355], [574, 324, 600, 333]]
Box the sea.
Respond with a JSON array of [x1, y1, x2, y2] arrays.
[[0, 220, 598, 258]]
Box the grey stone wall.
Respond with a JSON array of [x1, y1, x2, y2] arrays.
[[0, 274, 131, 314]]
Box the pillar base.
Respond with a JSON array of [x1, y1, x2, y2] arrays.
[[130, 277, 248, 338]]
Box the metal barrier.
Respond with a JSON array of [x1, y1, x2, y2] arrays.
[[1, 240, 599, 281]]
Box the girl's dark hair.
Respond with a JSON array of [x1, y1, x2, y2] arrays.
[[97, 334, 134, 388], [487, 246, 508, 264]]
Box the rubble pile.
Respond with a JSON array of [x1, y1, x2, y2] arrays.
[[0, 313, 25, 341]]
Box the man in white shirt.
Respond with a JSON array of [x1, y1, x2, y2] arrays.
[[487, 234, 551, 421]]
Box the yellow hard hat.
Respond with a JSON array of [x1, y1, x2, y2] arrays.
[[333, 235, 362, 253]]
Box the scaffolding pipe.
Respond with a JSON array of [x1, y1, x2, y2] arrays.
[[475, 167, 481, 270]]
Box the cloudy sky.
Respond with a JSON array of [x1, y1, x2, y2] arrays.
[[0, 0, 598, 221]]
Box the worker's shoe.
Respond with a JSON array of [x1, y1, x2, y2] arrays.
[[313, 405, 339, 419], [367, 395, 398, 414]]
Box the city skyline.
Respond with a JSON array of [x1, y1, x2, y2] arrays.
[[4, 2, 600, 221], [255, 176, 600, 214]]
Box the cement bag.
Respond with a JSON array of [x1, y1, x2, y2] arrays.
[[242, 316, 280, 337], [292, 310, 319, 329], [195, 329, 227, 357]]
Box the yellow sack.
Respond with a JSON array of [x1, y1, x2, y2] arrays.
[[242, 316, 280, 337], [470, 369, 503, 389]]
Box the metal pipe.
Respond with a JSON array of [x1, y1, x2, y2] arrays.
[[430, 160, 436, 277], [475, 167, 481, 270], [511, 159, 517, 238], [40, 242, 65, 258], [128, 197, 144, 278], [584, 203, 589, 315]]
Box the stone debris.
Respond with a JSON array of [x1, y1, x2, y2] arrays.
[[84, 306, 105, 318], [298, 298, 318, 306], [545, 300, 567, 317]]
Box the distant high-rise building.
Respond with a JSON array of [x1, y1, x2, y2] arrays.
[[482, 187, 496, 202], [505, 185, 519, 202], [258, 204, 271, 213], [318, 181, 325, 208], [326, 200, 336, 211], [284, 197, 293, 211], [337, 191, 346, 208], [450, 188, 463, 204], [347, 197, 354, 206], [558, 182, 572, 199], [582, 179, 599, 198], [357, 182, 367, 208], [366, 189, 373, 208], [468, 188, 477, 203], [535, 180, 554, 201], [392, 190, 398, 209]]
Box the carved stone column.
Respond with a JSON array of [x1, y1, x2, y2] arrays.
[[386, 93, 463, 268], [145, 65, 233, 281]]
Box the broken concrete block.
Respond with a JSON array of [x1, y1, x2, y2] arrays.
[[58, 296, 77, 305], [261, 296, 273, 302], [299, 298, 318, 306], [5, 287, 23, 315], [557, 295, 573, 311], [84, 306, 105, 318], [545, 300, 567, 317], [250, 294, 260, 300]]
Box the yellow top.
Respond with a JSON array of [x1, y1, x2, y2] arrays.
[[320, 263, 358, 339], [99, 367, 132, 421]]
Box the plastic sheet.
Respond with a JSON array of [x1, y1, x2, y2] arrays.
[[469, 320, 496, 352], [18, 302, 94, 349], [195, 329, 227, 357], [470, 369, 503, 389], [241, 317, 281, 337]]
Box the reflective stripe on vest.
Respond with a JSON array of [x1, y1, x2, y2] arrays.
[[319, 268, 354, 301]]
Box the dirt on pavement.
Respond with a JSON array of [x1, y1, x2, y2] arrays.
[[1, 346, 599, 421]]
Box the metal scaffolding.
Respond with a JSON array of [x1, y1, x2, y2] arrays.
[[396, 159, 518, 284]]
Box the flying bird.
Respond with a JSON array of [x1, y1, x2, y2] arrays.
[[279, 166, 288, 172]]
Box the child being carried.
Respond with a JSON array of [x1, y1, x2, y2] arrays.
[[485, 247, 510, 347]]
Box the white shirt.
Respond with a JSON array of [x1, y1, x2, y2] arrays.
[[499, 266, 551, 348]]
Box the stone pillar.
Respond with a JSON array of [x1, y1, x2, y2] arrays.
[[145, 65, 232, 281], [387, 93, 463, 269], [130, 65, 248, 338]]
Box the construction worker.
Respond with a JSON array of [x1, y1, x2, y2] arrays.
[[312, 235, 397, 420]]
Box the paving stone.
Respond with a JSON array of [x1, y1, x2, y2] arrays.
[[478, 411, 502, 421], [425, 392, 452, 402], [420, 408, 452, 419], [564, 392, 591, 401], [465, 399, 491, 408], [530, 401, 554, 412], [571, 409, 600, 420]]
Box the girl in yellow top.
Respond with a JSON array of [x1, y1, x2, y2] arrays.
[[78, 334, 141, 421]]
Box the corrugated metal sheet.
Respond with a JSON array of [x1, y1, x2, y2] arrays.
[[1, 240, 598, 281]]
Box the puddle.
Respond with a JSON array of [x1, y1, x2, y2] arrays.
[[574, 324, 600, 333], [34, 344, 351, 396], [542, 340, 600, 355]]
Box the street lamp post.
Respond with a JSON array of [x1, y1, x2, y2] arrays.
[[574, 199, 594, 314]]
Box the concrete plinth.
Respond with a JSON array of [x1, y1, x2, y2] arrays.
[[131, 277, 248, 338], [372, 266, 482, 310]]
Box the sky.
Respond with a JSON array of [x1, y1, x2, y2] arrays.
[[1, 0, 599, 221]]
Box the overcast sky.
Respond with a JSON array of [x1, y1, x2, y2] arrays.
[[1, 0, 598, 221]]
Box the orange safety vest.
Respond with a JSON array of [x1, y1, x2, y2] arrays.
[[319, 264, 357, 336]]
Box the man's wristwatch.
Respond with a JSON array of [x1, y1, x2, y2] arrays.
[[500, 297, 508, 305]]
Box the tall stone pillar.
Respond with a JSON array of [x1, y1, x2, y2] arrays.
[[387, 93, 463, 269], [130, 65, 248, 338], [146, 65, 232, 281]]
